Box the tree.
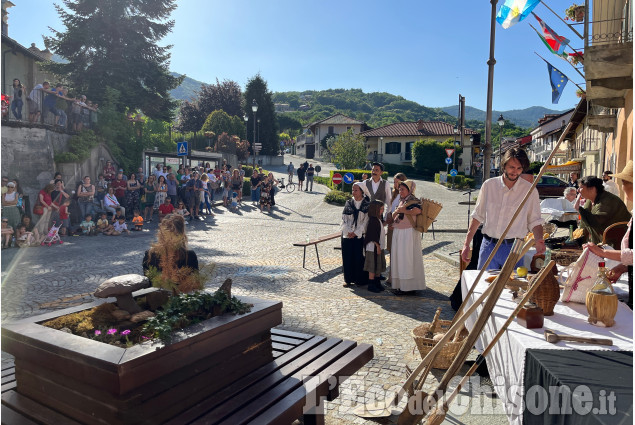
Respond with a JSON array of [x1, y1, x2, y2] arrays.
[[412, 138, 463, 176], [201, 110, 232, 147], [175, 100, 205, 133], [244, 74, 279, 156], [43, 0, 182, 121], [198, 79, 243, 118], [328, 129, 366, 169]]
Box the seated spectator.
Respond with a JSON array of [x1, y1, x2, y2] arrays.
[[20, 216, 43, 244], [80, 214, 96, 236], [111, 208, 126, 224], [96, 212, 112, 234], [105, 216, 130, 236], [104, 187, 125, 217], [1, 218, 14, 248], [575, 176, 632, 244], [132, 210, 144, 231], [15, 225, 37, 248], [158, 197, 174, 222], [58, 198, 71, 236], [142, 214, 198, 276]]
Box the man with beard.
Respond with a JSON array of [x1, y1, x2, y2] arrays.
[[461, 148, 545, 270]]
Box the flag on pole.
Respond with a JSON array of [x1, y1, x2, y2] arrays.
[[532, 13, 569, 57], [547, 62, 569, 103], [496, 0, 541, 29]]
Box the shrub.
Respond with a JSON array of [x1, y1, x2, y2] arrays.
[[324, 190, 351, 205], [54, 129, 99, 163], [434, 173, 475, 189]]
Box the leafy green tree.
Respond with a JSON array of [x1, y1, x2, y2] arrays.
[[329, 129, 366, 169], [43, 0, 182, 121], [201, 110, 232, 145], [244, 74, 279, 155], [412, 138, 463, 177], [230, 115, 247, 140]]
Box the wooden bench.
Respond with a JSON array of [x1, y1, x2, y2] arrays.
[[293, 232, 341, 269], [1, 328, 373, 425]]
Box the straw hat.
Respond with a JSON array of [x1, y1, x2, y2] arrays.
[[610, 160, 633, 183], [399, 179, 416, 195]]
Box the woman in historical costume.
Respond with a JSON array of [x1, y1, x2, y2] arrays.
[[389, 180, 426, 294], [340, 182, 370, 287]]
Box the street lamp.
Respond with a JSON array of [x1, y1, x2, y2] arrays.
[[252, 99, 258, 166], [379, 137, 383, 162], [452, 125, 460, 188], [244, 115, 251, 166], [497, 114, 505, 173]]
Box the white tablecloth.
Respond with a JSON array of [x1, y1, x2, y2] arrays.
[[461, 270, 633, 425]]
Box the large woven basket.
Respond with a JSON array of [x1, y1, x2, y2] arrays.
[[553, 248, 583, 266], [411, 320, 467, 369], [419, 198, 443, 232]]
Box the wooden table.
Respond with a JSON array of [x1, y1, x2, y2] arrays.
[[1, 328, 373, 425]]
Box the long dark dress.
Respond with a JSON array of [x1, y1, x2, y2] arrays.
[[340, 197, 370, 285]]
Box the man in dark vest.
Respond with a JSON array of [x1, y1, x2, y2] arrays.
[[364, 162, 391, 206]]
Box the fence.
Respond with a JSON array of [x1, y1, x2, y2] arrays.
[[1, 83, 99, 131], [587, 0, 633, 47]]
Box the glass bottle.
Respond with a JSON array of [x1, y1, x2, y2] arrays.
[[589, 262, 614, 295], [568, 225, 574, 241]]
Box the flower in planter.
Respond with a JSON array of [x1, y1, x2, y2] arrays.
[[94, 330, 102, 336], [107, 328, 117, 335], [565, 4, 585, 21], [121, 329, 131, 335], [568, 51, 584, 65]]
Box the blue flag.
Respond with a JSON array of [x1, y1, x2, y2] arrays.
[[497, 0, 541, 29], [548, 62, 568, 104]]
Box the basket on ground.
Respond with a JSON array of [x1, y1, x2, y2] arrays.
[[411, 320, 467, 369], [419, 198, 443, 232]]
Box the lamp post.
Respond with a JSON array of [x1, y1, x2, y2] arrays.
[[252, 99, 258, 166], [244, 115, 252, 167], [452, 125, 460, 188], [379, 137, 383, 162], [497, 114, 505, 174]]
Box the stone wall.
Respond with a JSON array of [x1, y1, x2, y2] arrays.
[[1, 125, 116, 213]]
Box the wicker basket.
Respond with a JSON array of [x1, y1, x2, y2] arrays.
[[552, 248, 583, 266], [411, 320, 467, 369], [420, 198, 443, 232]]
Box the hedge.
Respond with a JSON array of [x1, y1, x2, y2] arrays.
[[324, 190, 351, 206], [434, 173, 475, 189]]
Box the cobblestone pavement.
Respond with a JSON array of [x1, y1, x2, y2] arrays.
[[1, 159, 508, 424]]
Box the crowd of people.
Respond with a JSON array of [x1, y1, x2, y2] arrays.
[[7, 79, 98, 130], [339, 162, 427, 295]]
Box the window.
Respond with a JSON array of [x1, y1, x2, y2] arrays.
[[385, 142, 401, 155], [405, 141, 414, 160], [328, 126, 334, 134]]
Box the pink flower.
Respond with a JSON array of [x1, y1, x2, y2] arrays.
[[107, 329, 117, 335], [121, 330, 131, 335], [94, 330, 101, 336]]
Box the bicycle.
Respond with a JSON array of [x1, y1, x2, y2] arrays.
[[278, 177, 296, 193]]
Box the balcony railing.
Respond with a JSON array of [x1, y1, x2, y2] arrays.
[[1, 84, 99, 132], [587, 0, 632, 47]]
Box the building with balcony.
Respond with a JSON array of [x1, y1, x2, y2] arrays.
[[361, 120, 478, 172], [527, 109, 575, 164], [296, 113, 368, 159]]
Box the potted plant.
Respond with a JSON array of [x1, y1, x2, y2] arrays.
[[565, 4, 585, 22], [576, 89, 587, 98]]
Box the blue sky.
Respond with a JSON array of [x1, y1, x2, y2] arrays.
[[7, 0, 584, 112]]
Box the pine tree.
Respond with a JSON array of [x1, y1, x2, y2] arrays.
[[243, 74, 279, 156], [43, 0, 182, 121]]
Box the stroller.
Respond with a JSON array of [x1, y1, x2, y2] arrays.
[[41, 222, 63, 246]]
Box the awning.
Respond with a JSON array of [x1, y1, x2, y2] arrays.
[[546, 160, 582, 173]]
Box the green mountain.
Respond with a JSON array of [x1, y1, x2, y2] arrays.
[[441, 105, 566, 128], [169, 73, 204, 102]]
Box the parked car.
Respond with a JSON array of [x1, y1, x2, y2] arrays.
[[536, 175, 568, 199]]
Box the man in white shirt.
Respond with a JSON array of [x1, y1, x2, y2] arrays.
[[602, 170, 620, 196], [364, 162, 392, 210], [461, 148, 545, 270]]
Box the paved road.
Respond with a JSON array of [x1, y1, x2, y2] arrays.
[[1, 158, 508, 425]]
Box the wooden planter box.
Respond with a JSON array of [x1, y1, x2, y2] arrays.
[[1, 292, 282, 425]]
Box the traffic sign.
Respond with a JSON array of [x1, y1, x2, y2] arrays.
[[474, 161, 482, 168], [177, 141, 188, 157], [315, 165, 322, 173], [450, 169, 458, 177], [343, 172, 354, 184], [445, 148, 454, 158], [254, 143, 262, 148], [445, 157, 452, 165], [332, 173, 343, 185]]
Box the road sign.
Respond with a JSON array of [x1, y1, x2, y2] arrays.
[[445, 148, 455, 158], [445, 157, 452, 165], [254, 143, 262, 148], [315, 165, 322, 173], [177, 141, 188, 157], [474, 161, 482, 168], [332, 173, 343, 185], [450, 169, 458, 177], [343, 172, 354, 184]]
